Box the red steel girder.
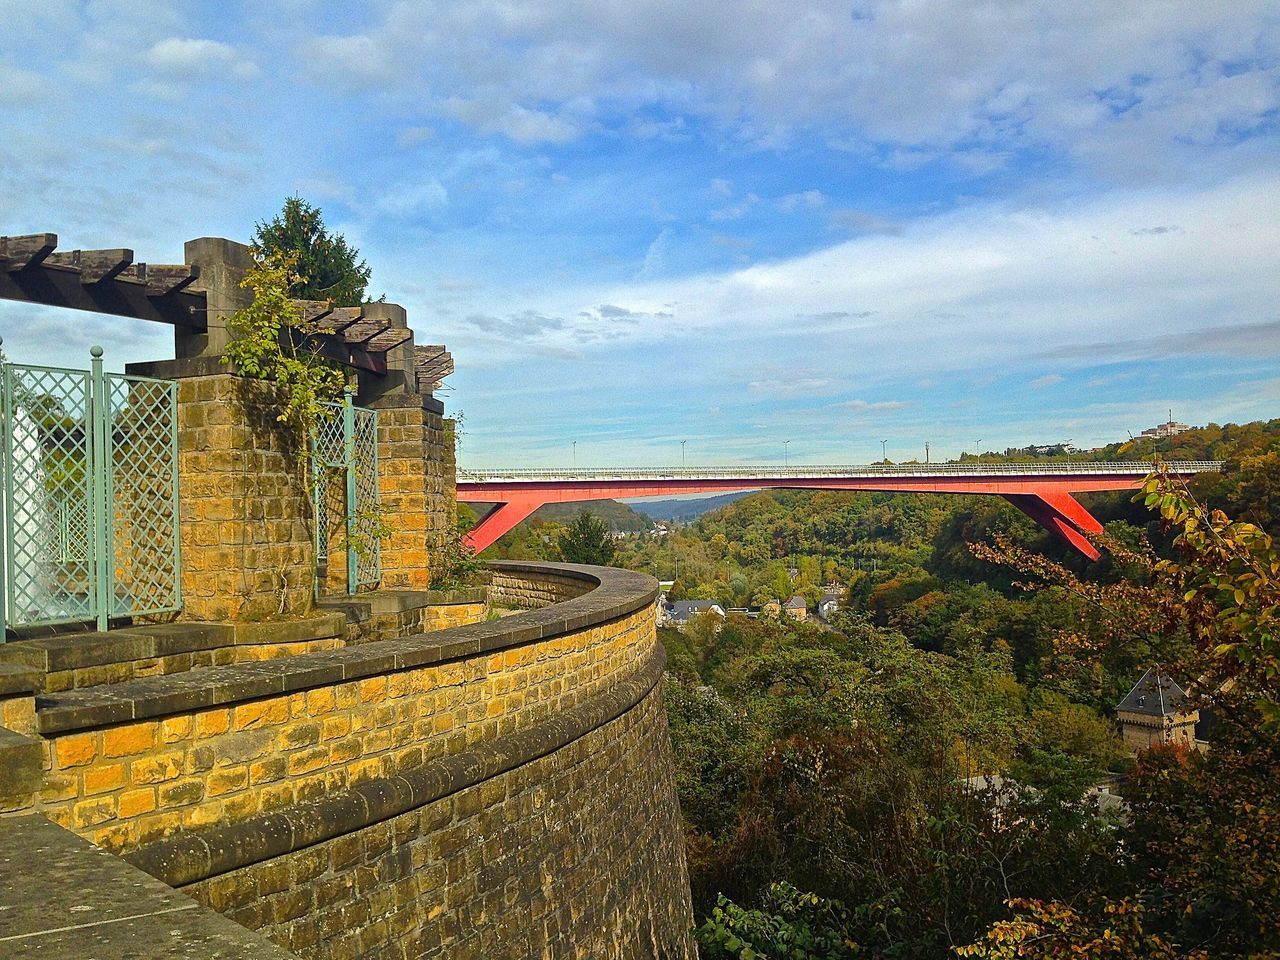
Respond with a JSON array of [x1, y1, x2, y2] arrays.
[[458, 474, 1136, 556]]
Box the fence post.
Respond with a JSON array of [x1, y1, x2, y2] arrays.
[[0, 337, 8, 632], [89, 346, 109, 631], [343, 387, 357, 596]]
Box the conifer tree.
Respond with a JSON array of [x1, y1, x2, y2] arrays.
[[254, 197, 371, 306]]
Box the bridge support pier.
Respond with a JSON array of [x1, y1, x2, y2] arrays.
[[464, 497, 545, 553], [1003, 492, 1104, 560]]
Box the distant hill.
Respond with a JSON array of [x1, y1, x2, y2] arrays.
[[530, 499, 653, 532], [627, 491, 757, 523]]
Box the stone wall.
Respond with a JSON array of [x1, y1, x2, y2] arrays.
[[372, 394, 453, 590], [174, 375, 315, 621], [169, 657, 692, 959], [31, 606, 652, 852], [487, 564, 596, 608], [0, 563, 689, 957], [321, 589, 488, 647], [9, 618, 346, 693]]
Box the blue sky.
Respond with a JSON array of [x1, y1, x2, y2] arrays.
[[1, 0, 1278, 466]]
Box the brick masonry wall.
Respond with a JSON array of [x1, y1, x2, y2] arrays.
[[373, 395, 453, 590], [340, 601, 486, 647], [179, 670, 694, 959], [1, 564, 689, 957], [26, 605, 654, 853], [176, 375, 314, 621], [419, 602, 487, 632], [487, 568, 594, 608]]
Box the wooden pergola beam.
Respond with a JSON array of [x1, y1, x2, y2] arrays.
[[341, 319, 393, 346], [0, 234, 58, 270], [0, 264, 207, 329], [45, 248, 135, 283], [137, 264, 201, 296], [315, 306, 362, 334], [293, 299, 334, 324], [364, 328, 412, 353], [414, 343, 454, 391]]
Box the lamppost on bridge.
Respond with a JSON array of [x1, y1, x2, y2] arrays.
[[925, 441, 930, 464], [783, 439, 791, 467], [572, 440, 576, 467], [681, 440, 686, 467], [1064, 439, 1073, 465], [880, 439, 888, 462]]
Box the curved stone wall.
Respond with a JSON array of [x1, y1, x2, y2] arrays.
[[4, 562, 693, 958], [140, 649, 691, 959]]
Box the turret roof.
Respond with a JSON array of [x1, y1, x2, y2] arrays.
[[1116, 666, 1189, 717]]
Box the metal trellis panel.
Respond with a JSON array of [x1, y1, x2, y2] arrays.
[[312, 391, 380, 598], [2, 347, 180, 632]]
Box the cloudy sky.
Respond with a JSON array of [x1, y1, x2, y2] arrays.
[[1, 0, 1277, 466]]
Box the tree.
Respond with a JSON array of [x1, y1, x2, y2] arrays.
[[254, 197, 371, 306], [961, 466, 1280, 957], [556, 510, 617, 565]]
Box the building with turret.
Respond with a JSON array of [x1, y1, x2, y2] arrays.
[[1115, 666, 1199, 751]]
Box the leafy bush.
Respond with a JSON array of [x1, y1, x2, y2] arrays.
[[695, 883, 857, 960]]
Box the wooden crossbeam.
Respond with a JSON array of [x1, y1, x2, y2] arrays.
[[136, 263, 200, 296], [414, 343, 454, 391], [0, 234, 58, 270], [292, 299, 334, 324], [347, 347, 387, 376], [45, 248, 135, 283], [315, 306, 362, 333], [341, 319, 392, 346], [0, 263, 206, 329], [364, 328, 412, 353]]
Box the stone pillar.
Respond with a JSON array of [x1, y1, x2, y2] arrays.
[[170, 375, 315, 620], [131, 238, 315, 621], [176, 238, 254, 363], [357, 302, 456, 590], [366, 391, 453, 589], [132, 237, 456, 610]]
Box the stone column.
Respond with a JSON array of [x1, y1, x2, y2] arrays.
[[129, 238, 315, 621], [357, 302, 455, 590], [365, 391, 453, 589]]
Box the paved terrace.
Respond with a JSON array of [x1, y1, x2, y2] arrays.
[[457, 461, 1224, 560]]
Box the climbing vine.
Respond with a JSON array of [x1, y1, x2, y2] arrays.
[[221, 249, 346, 439], [222, 249, 389, 594]]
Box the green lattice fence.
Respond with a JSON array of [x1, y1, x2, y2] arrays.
[[312, 391, 380, 598], [1, 347, 180, 632]]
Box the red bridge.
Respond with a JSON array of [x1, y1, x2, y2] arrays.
[[457, 461, 1223, 560]]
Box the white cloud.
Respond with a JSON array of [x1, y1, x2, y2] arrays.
[[294, 1, 1279, 172], [0, 62, 43, 105], [748, 377, 841, 397], [443, 98, 579, 144], [828, 209, 900, 234], [709, 192, 759, 222], [777, 190, 825, 212], [145, 37, 258, 81], [1028, 374, 1065, 389], [397, 126, 435, 147], [455, 173, 1280, 378], [834, 399, 909, 411], [375, 179, 449, 216]]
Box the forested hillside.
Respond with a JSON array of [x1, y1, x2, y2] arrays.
[[466, 420, 1280, 957]]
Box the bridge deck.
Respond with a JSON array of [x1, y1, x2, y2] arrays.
[[459, 461, 1221, 483], [454, 461, 1222, 561]]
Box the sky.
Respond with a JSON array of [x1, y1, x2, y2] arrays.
[[1, 0, 1278, 467]]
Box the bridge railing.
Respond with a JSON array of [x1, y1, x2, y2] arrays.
[[458, 461, 1224, 483]]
